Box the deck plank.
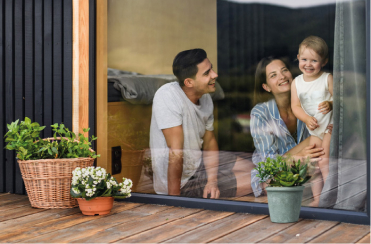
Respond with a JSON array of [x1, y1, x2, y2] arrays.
[[1, 202, 143, 243], [0, 205, 48, 222], [0, 208, 80, 236], [117, 210, 235, 243], [23, 204, 172, 243], [0, 197, 31, 211], [0, 193, 29, 204], [308, 222, 370, 243], [357, 233, 370, 243], [71, 207, 203, 243], [259, 219, 339, 243], [164, 213, 267, 243], [212, 217, 298, 243]]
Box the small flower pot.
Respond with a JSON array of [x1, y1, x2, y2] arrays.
[[77, 197, 114, 216], [266, 186, 304, 223]]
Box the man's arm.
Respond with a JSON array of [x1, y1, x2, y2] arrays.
[[202, 130, 220, 199], [162, 125, 184, 196]]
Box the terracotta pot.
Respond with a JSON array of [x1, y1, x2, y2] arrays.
[[77, 197, 114, 216]]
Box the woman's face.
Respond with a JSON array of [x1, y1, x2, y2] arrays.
[[263, 60, 293, 95]]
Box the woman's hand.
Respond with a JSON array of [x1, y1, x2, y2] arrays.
[[295, 143, 324, 162], [305, 116, 318, 131], [327, 124, 333, 134], [318, 101, 333, 114]]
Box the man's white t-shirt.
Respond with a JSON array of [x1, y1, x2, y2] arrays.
[[150, 82, 214, 194]]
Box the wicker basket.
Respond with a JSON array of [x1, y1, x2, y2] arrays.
[[122, 150, 145, 192], [17, 137, 95, 209]]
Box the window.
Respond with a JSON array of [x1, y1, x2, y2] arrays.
[[103, 0, 368, 213]]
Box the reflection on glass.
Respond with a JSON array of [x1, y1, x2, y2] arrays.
[[107, 0, 367, 212]]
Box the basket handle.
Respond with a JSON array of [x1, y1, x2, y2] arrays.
[[37, 137, 95, 153]]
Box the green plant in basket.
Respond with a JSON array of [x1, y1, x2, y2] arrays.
[[4, 117, 99, 160], [255, 155, 311, 187], [70, 166, 132, 200]]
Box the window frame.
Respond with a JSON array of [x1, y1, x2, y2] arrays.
[[95, 0, 370, 225]]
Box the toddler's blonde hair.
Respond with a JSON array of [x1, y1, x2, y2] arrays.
[[298, 36, 328, 61]]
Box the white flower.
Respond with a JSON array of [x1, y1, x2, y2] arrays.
[[107, 182, 111, 189]]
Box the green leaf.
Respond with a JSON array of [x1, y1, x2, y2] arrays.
[[48, 148, 52, 155], [70, 188, 82, 198], [51, 147, 58, 154], [280, 180, 295, 187], [24, 117, 31, 124]]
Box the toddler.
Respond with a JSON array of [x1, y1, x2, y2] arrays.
[[291, 36, 333, 207]]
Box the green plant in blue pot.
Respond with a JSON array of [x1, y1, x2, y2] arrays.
[[255, 155, 311, 223]]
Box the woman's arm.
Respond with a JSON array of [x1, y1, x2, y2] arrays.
[[291, 79, 319, 130], [250, 113, 279, 162]]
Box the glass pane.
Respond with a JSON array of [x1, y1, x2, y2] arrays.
[[106, 0, 367, 212]]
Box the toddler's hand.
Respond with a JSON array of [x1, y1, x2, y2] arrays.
[[318, 101, 332, 114], [305, 116, 318, 131]]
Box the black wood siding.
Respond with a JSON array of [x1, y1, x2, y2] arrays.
[[0, 0, 96, 194]]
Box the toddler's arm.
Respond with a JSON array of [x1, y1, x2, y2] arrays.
[[291, 79, 319, 130], [318, 74, 334, 114]]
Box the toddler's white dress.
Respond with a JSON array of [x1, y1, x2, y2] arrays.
[[294, 72, 333, 140]]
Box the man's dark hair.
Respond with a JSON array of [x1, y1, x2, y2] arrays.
[[172, 49, 207, 86]]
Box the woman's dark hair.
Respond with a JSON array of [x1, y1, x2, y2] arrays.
[[172, 49, 207, 86], [253, 57, 291, 106]]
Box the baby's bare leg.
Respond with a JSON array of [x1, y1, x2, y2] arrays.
[[319, 133, 331, 184], [308, 136, 323, 207]]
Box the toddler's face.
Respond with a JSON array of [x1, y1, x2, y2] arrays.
[[297, 48, 327, 80]]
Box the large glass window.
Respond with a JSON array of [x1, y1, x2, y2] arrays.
[[106, 0, 367, 212]]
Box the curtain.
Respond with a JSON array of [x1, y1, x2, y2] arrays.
[[319, 0, 367, 211]]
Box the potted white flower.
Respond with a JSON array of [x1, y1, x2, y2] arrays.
[[71, 166, 132, 215]]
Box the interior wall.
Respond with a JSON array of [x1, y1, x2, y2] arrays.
[[107, 0, 217, 74]]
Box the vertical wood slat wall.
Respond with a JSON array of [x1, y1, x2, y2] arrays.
[[0, 0, 77, 194]]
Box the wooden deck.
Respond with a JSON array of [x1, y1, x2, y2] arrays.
[[0, 193, 369, 243]]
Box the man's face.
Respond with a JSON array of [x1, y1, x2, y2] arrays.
[[192, 58, 218, 95]]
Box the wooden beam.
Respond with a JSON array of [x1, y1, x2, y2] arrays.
[[96, 0, 108, 169], [72, 0, 89, 137]]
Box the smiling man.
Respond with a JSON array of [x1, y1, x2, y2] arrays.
[[150, 49, 254, 198]]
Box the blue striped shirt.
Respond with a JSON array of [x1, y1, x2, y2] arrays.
[[250, 99, 309, 197]]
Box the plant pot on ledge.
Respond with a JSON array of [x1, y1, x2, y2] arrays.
[[255, 156, 311, 223]]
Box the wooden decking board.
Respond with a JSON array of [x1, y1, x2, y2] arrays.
[[164, 213, 268, 243], [23, 204, 172, 243], [0, 207, 81, 236], [116, 210, 235, 243], [211, 217, 299, 243], [0, 197, 31, 211], [308, 222, 371, 243], [0, 194, 369, 243], [71, 207, 203, 243], [0, 193, 29, 204], [258, 219, 339, 243], [357, 233, 371, 243], [0, 205, 48, 222], [1, 202, 143, 243]]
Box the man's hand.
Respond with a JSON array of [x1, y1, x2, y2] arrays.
[[318, 101, 333, 114], [203, 181, 220, 199], [305, 116, 318, 131], [295, 143, 324, 162]]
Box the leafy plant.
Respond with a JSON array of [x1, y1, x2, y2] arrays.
[[70, 166, 132, 200], [4, 117, 99, 160], [255, 155, 311, 187]]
